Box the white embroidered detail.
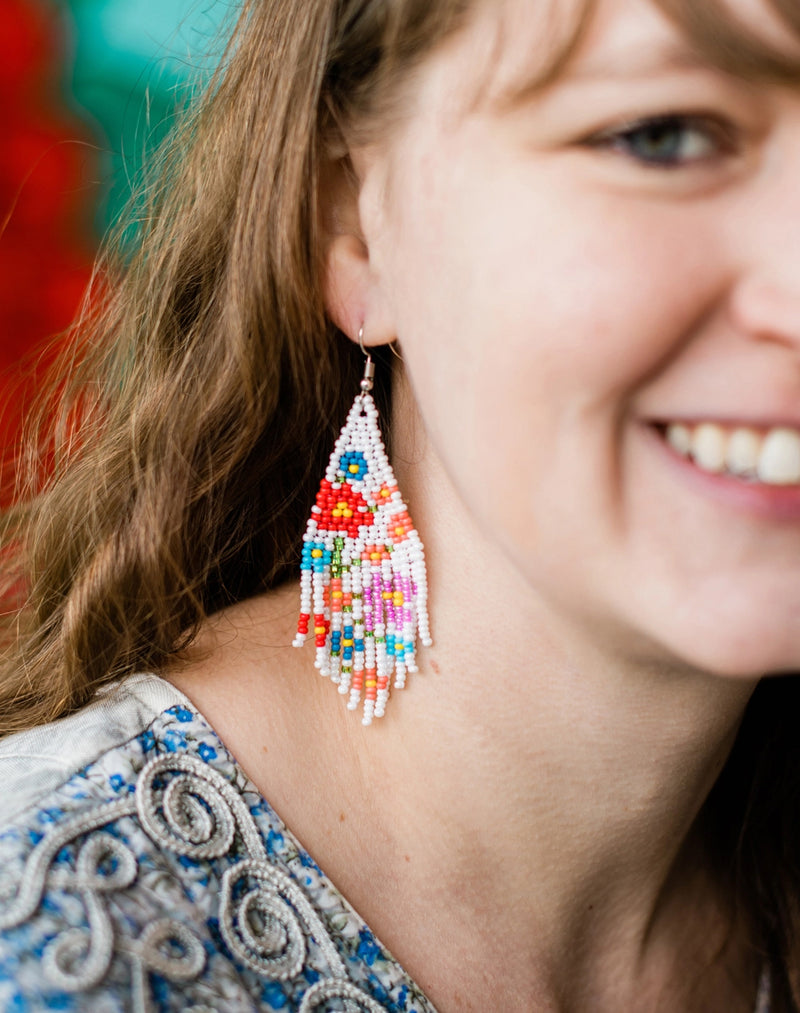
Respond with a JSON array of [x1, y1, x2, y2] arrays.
[[299, 979, 391, 1013], [125, 918, 208, 1013], [44, 833, 137, 991], [0, 752, 387, 1012], [0, 796, 136, 932], [220, 860, 315, 978]]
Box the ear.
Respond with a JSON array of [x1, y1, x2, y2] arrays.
[[321, 155, 395, 347]]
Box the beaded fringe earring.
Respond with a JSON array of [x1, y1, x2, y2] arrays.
[[294, 331, 431, 725]]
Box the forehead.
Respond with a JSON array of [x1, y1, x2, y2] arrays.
[[468, 0, 800, 99]]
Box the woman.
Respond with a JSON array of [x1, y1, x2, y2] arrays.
[[1, 0, 800, 1008]]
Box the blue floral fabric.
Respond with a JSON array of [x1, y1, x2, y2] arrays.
[[0, 674, 436, 1012]]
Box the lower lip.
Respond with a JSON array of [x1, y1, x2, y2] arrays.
[[645, 425, 800, 522]]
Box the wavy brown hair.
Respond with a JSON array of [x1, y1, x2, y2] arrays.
[[2, 0, 800, 1006]]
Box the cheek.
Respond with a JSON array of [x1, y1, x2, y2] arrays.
[[380, 136, 724, 561]]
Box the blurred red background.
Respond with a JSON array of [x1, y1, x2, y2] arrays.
[[0, 0, 225, 504], [0, 0, 98, 501]]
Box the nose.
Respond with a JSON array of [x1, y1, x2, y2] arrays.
[[729, 278, 800, 352]]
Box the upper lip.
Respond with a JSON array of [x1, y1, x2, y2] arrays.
[[649, 416, 800, 431]]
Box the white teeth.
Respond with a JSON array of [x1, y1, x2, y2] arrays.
[[666, 423, 691, 455], [663, 422, 800, 485], [726, 428, 760, 476], [692, 423, 726, 473], [757, 428, 800, 485]]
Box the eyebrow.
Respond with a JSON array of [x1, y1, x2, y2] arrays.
[[564, 44, 717, 82], [495, 13, 800, 113], [503, 42, 721, 110]]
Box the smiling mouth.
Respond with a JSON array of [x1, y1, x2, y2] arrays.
[[659, 422, 800, 485]]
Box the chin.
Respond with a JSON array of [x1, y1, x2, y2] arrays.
[[655, 618, 800, 682], [619, 567, 800, 682]]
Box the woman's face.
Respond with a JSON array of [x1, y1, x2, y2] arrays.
[[357, 0, 800, 678]]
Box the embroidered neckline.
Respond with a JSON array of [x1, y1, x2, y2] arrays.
[[0, 752, 389, 1011]]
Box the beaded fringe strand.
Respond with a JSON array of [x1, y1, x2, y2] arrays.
[[294, 387, 431, 725]]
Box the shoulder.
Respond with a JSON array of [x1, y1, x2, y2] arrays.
[[0, 674, 433, 1012], [0, 672, 193, 827], [0, 675, 220, 1010]]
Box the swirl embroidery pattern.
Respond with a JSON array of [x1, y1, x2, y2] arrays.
[[0, 752, 387, 1012]]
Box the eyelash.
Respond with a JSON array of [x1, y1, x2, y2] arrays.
[[587, 113, 740, 168]]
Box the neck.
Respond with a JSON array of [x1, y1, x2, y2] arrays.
[[341, 388, 758, 1007], [356, 590, 752, 972], [171, 566, 757, 1010], [384, 519, 751, 910], [168, 392, 760, 1010]]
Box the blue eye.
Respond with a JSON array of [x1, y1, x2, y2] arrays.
[[593, 114, 734, 167]]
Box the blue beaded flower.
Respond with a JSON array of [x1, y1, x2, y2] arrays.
[[339, 451, 368, 481]]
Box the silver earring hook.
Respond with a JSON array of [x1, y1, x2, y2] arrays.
[[358, 326, 375, 392]]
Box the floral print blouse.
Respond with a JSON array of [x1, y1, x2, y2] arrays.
[[0, 673, 774, 1012], [0, 673, 436, 1012]]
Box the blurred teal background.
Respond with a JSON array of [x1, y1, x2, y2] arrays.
[[64, 0, 230, 229]]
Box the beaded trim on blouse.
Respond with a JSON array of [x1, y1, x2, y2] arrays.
[[0, 751, 389, 1011], [0, 683, 436, 1012]]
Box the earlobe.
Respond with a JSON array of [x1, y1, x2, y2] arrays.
[[324, 232, 396, 347], [321, 156, 396, 347], [324, 233, 372, 339]]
